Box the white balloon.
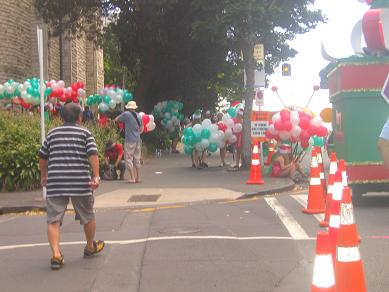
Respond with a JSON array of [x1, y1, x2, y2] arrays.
[[148, 122, 156, 131], [290, 111, 300, 125], [225, 118, 234, 128], [225, 128, 233, 138], [279, 131, 291, 141], [218, 141, 226, 149], [109, 99, 116, 109], [193, 124, 203, 134], [308, 137, 314, 148], [149, 115, 154, 123], [201, 119, 212, 129], [139, 112, 145, 117], [233, 123, 242, 133], [6, 85, 13, 94], [77, 88, 86, 98], [164, 112, 171, 119], [115, 94, 123, 104], [272, 112, 281, 123], [268, 124, 278, 135], [98, 102, 109, 112], [0, 85, 5, 95], [209, 124, 218, 132], [210, 132, 219, 143], [291, 126, 302, 138], [21, 90, 28, 99], [201, 138, 210, 149], [229, 135, 237, 144], [310, 116, 323, 127], [222, 114, 231, 123], [58, 80, 65, 88]]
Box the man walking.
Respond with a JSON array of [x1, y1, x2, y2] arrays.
[[115, 101, 143, 183], [39, 103, 104, 270]]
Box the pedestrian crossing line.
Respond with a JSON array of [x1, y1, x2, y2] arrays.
[[0, 235, 316, 251], [264, 197, 310, 240], [291, 194, 324, 223]]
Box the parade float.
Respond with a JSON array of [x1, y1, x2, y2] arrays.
[[320, 0, 389, 202]]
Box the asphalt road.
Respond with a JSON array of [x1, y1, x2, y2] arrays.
[[1, 191, 389, 292]]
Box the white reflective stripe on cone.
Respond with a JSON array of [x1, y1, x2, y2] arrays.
[[332, 183, 343, 201], [310, 177, 321, 185], [340, 204, 354, 225], [317, 155, 323, 163], [311, 158, 318, 168], [251, 159, 260, 166], [253, 146, 259, 154], [320, 173, 325, 179], [312, 255, 335, 288], [329, 163, 337, 175], [337, 246, 361, 262], [329, 215, 340, 228], [342, 172, 348, 186], [327, 185, 333, 194]]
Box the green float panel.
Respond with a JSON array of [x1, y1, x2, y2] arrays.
[[332, 91, 389, 163]]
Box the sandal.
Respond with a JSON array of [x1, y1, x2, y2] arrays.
[[84, 240, 105, 257], [50, 254, 64, 270]]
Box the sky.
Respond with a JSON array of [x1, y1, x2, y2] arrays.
[[262, 0, 369, 116]]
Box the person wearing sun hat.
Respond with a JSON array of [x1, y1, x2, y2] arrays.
[[269, 143, 306, 182], [114, 101, 143, 183]]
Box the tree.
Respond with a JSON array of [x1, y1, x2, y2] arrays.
[[190, 0, 325, 166], [36, 0, 324, 160]]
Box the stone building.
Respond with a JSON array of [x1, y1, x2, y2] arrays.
[[0, 0, 104, 94]]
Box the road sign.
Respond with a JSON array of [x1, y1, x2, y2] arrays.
[[381, 72, 389, 106], [253, 44, 264, 61], [251, 111, 273, 143]]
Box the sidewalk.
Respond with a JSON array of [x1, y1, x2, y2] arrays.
[[0, 152, 295, 214]]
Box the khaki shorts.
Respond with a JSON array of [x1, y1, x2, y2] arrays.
[[46, 196, 95, 225], [125, 141, 142, 168]]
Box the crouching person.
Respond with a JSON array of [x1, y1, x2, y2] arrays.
[[103, 140, 126, 180]]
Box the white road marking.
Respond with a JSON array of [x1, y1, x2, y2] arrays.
[[292, 194, 325, 223], [264, 197, 310, 240], [0, 235, 315, 251]]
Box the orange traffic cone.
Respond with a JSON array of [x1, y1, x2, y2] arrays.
[[265, 140, 275, 166], [311, 231, 336, 292], [338, 159, 348, 187], [315, 146, 327, 199], [328, 171, 344, 262], [320, 152, 338, 227], [303, 148, 325, 214], [247, 143, 264, 184], [335, 187, 366, 292]]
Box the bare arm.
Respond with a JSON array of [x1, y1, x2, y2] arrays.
[[88, 154, 100, 190], [277, 157, 292, 171], [39, 158, 48, 187], [378, 138, 389, 169]]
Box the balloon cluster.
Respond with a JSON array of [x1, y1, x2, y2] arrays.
[[47, 80, 85, 103], [0, 80, 21, 100], [153, 100, 184, 133], [139, 112, 156, 133], [226, 102, 243, 118], [181, 114, 243, 155], [182, 119, 224, 155], [86, 86, 133, 113], [265, 108, 328, 148]]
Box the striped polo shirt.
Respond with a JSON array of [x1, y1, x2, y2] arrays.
[[38, 123, 98, 197]]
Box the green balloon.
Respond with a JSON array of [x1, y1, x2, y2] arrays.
[[207, 143, 218, 153], [313, 136, 324, 147], [184, 145, 194, 155], [123, 92, 133, 103], [44, 87, 52, 98], [103, 95, 111, 104], [186, 135, 195, 146], [193, 132, 202, 143], [227, 107, 237, 118], [201, 128, 211, 139], [184, 127, 194, 137]]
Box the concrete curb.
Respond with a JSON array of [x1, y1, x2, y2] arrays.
[[0, 206, 46, 215], [236, 182, 296, 200]]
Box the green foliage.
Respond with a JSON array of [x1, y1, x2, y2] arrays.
[[0, 112, 41, 191], [141, 128, 171, 155], [0, 112, 119, 192]]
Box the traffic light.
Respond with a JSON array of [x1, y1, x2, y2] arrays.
[[282, 63, 291, 76]]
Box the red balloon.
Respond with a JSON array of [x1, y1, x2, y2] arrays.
[[283, 121, 292, 131], [265, 129, 273, 139], [71, 91, 78, 99], [71, 83, 79, 91], [142, 114, 150, 126], [280, 109, 290, 122], [308, 126, 318, 136], [313, 85, 320, 91], [274, 120, 284, 131], [271, 86, 278, 92], [217, 122, 227, 132], [299, 117, 310, 130], [300, 130, 310, 142], [301, 140, 309, 148], [317, 126, 328, 137]]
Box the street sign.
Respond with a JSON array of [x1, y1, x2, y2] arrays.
[[251, 111, 273, 143], [381, 72, 389, 106], [253, 44, 264, 61]]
